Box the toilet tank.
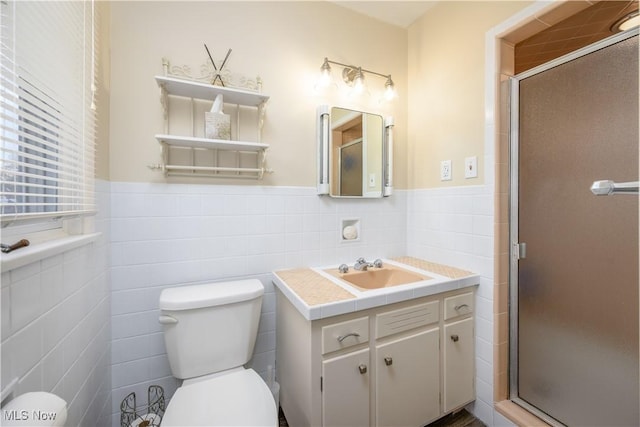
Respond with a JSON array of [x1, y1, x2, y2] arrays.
[[159, 279, 264, 380]]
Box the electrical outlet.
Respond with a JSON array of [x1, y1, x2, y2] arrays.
[[464, 156, 478, 179], [440, 160, 452, 181], [369, 173, 376, 188]]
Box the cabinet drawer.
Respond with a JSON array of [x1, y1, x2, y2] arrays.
[[444, 292, 474, 320], [322, 317, 369, 355], [376, 301, 439, 339]]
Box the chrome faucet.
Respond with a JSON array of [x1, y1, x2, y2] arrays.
[[354, 257, 383, 271]]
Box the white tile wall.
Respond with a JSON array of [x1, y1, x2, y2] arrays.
[[2, 180, 498, 426], [406, 185, 495, 426], [0, 180, 112, 427], [109, 183, 407, 425]]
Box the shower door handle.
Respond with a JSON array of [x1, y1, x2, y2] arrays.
[[590, 180, 639, 195]]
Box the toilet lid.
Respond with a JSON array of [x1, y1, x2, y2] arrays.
[[161, 369, 278, 426]]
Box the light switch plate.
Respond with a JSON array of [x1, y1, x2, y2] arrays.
[[464, 156, 478, 179], [440, 160, 452, 181]]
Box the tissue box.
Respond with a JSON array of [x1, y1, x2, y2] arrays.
[[205, 112, 231, 140]]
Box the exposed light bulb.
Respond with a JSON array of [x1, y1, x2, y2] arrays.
[[318, 58, 332, 88], [384, 76, 396, 100], [353, 68, 365, 94], [319, 71, 331, 87]]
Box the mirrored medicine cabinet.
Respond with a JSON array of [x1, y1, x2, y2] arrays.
[[317, 105, 393, 198]]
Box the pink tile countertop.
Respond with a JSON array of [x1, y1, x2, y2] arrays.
[[272, 256, 480, 320]]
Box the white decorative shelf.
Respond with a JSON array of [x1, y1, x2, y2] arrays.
[[156, 134, 269, 151], [155, 75, 269, 106], [151, 61, 272, 180]]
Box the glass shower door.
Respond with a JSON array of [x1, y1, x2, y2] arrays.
[[510, 32, 639, 426]]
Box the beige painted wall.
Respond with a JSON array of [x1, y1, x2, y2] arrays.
[[96, 0, 111, 181], [407, 1, 532, 188], [108, 1, 408, 187]]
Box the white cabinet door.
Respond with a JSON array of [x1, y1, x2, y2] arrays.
[[322, 348, 370, 427], [443, 317, 474, 412], [375, 328, 440, 427]]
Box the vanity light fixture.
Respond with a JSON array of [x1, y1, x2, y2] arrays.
[[611, 10, 639, 32], [317, 105, 330, 195], [319, 57, 396, 99]]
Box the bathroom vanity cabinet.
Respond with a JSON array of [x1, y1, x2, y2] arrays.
[[276, 288, 475, 427]]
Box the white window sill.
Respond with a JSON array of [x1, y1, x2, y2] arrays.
[[1, 232, 101, 272]]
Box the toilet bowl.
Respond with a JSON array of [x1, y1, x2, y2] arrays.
[[158, 279, 278, 426], [1, 392, 67, 426], [161, 368, 276, 426]]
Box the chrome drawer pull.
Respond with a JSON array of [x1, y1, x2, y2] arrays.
[[451, 334, 459, 342], [384, 357, 393, 366], [358, 364, 367, 374], [337, 332, 360, 343]]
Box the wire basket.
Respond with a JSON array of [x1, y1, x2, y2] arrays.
[[120, 385, 165, 427]]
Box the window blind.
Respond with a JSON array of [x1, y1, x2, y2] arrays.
[[0, 0, 97, 225]]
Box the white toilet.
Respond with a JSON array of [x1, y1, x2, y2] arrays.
[[158, 279, 278, 426]]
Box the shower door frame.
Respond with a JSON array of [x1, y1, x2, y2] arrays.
[[508, 27, 639, 427]]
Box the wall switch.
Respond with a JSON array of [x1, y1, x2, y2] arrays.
[[369, 173, 376, 188], [464, 156, 478, 179], [440, 160, 452, 181]]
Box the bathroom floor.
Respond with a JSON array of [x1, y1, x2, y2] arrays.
[[278, 408, 485, 427], [426, 409, 486, 427], [278, 407, 288, 427]]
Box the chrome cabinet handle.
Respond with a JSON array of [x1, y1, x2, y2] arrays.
[[358, 364, 367, 374], [451, 334, 459, 342], [337, 332, 361, 343], [384, 357, 393, 366], [454, 303, 470, 311]]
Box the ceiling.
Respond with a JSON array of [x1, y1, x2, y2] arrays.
[[515, 0, 639, 73], [331, 1, 438, 28], [331, 1, 639, 73]]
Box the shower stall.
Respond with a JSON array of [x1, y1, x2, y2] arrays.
[[509, 30, 639, 426]]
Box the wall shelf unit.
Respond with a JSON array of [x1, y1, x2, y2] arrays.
[[151, 62, 272, 179], [155, 75, 269, 107], [155, 134, 269, 151]]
